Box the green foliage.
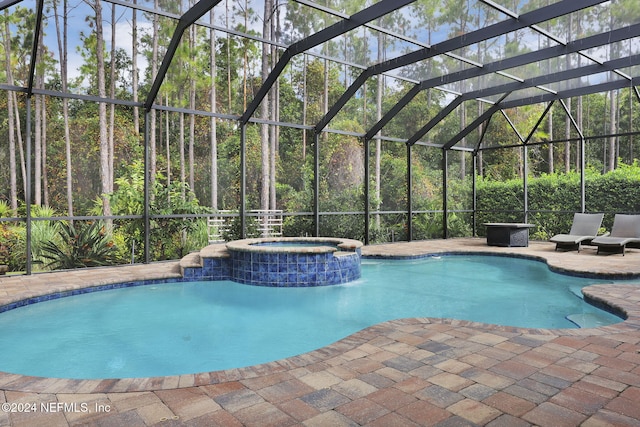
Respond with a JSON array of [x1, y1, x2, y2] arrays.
[[222, 215, 260, 241], [447, 212, 473, 238], [411, 214, 438, 240], [0, 201, 25, 272], [586, 161, 640, 230], [282, 217, 314, 237], [476, 176, 524, 226], [184, 219, 211, 253], [0, 201, 12, 218], [477, 162, 640, 239], [319, 214, 366, 241], [103, 161, 209, 261], [0, 223, 25, 272], [30, 205, 61, 269], [150, 181, 208, 260], [37, 221, 119, 270]]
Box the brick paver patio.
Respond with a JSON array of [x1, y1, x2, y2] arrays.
[[0, 238, 639, 426]]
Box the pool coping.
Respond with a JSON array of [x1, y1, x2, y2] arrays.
[[0, 238, 639, 393], [226, 236, 363, 254]]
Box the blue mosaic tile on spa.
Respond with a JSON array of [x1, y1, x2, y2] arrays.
[[183, 267, 197, 279]]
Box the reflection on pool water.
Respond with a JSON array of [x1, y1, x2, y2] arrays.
[[0, 255, 629, 379]]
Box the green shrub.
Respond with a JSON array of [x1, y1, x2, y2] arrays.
[[0, 201, 25, 272], [37, 221, 119, 270], [0, 223, 25, 272], [101, 161, 209, 261], [476, 163, 640, 239], [30, 205, 61, 269]]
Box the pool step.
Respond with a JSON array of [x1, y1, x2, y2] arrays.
[[179, 243, 232, 280], [179, 252, 202, 275], [569, 285, 584, 299], [199, 243, 230, 259], [566, 313, 613, 328]]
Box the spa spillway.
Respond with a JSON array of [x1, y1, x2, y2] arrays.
[[225, 237, 363, 286]]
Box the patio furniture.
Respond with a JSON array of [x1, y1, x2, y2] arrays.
[[549, 213, 604, 252], [483, 223, 535, 247], [591, 214, 640, 255]]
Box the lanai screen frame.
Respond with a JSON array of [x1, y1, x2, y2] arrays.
[[1, 0, 639, 272]]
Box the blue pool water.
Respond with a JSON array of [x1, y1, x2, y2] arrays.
[[0, 255, 628, 379]]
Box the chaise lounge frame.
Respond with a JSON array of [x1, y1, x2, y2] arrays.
[[549, 213, 605, 253]]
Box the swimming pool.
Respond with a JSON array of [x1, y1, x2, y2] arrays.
[[0, 255, 626, 379]]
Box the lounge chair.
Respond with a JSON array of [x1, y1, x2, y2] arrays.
[[591, 214, 640, 255], [550, 213, 604, 252]]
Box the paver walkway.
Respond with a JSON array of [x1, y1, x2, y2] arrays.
[[0, 238, 639, 426]]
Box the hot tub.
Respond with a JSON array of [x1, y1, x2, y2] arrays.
[[225, 237, 363, 287]]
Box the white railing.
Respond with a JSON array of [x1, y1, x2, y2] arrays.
[[253, 209, 283, 238], [207, 209, 283, 243], [207, 210, 233, 243]]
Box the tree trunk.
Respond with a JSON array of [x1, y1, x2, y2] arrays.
[[477, 102, 484, 177], [165, 94, 171, 187], [375, 28, 384, 230], [629, 87, 634, 161], [564, 14, 572, 174], [149, 0, 160, 194], [189, 20, 196, 191], [544, 5, 554, 175], [210, 9, 218, 210], [109, 3, 116, 192], [34, 93, 42, 206], [13, 92, 27, 199], [547, 108, 553, 174], [189, 108, 195, 192], [226, 0, 231, 113], [302, 54, 307, 160], [269, 5, 280, 211], [35, 24, 46, 206], [575, 15, 583, 172], [608, 90, 617, 171], [323, 59, 329, 130], [177, 0, 186, 200], [42, 96, 49, 207], [460, 106, 466, 179], [518, 145, 523, 179], [564, 98, 571, 173], [132, 0, 139, 136], [607, 6, 618, 171], [93, 0, 112, 219], [179, 106, 186, 198], [576, 95, 583, 171], [259, 0, 273, 213], [3, 12, 17, 214], [6, 92, 17, 213], [322, 3, 329, 144], [242, 0, 248, 109], [53, 0, 74, 216]]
